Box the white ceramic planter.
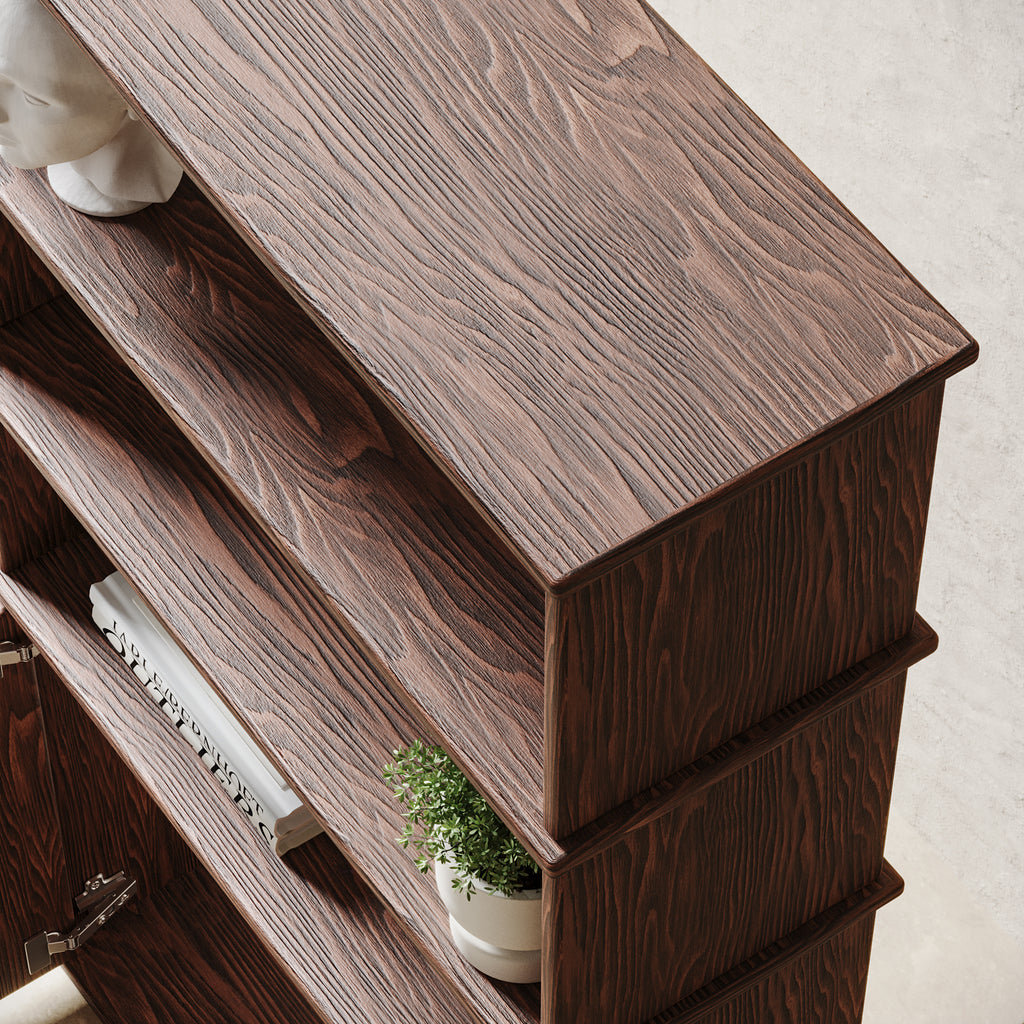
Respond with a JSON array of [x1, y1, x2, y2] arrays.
[[434, 859, 542, 984]]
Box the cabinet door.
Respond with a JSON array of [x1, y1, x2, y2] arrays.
[[33, 655, 198, 905], [0, 210, 74, 999], [0, 631, 72, 999]]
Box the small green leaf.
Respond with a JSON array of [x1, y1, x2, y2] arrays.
[[383, 742, 540, 896]]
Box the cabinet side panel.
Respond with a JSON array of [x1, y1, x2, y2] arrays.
[[34, 657, 197, 902], [0, 431, 81, 573], [543, 671, 905, 1024], [661, 916, 876, 1024], [546, 387, 942, 833], [0, 622, 70, 999], [0, 211, 60, 325]]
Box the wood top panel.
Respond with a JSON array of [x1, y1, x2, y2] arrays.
[[43, 0, 978, 583]]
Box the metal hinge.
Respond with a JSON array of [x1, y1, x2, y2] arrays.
[[24, 871, 138, 975], [0, 639, 39, 675]]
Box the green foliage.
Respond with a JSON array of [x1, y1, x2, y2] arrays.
[[384, 740, 541, 898]]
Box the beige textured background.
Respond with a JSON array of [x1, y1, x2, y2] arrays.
[[649, 1, 1024, 1021]]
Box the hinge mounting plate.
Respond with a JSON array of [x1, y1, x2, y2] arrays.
[[24, 871, 137, 975], [0, 639, 39, 675]]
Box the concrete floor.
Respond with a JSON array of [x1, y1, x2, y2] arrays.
[[1, 1, 1021, 1023]]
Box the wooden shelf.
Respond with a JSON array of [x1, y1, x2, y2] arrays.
[[0, 0, 980, 849], [0, 273, 962, 1022], [0, 299, 541, 1021], [0, 168, 550, 861], [0, 166, 973, 847], [0, 265, 944, 872], [0, 534, 540, 1024]]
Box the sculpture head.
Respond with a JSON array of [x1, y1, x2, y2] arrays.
[[0, 0, 130, 169], [0, 0, 181, 214]]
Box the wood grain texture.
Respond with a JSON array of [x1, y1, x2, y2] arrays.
[[665, 919, 875, 1024], [0, 162, 950, 844], [0, 210, 78, 574], [70, 868, 324, 1024], [0, 276, 937, 1021], [0, 1, 974, 1018], [0, 614, 69, 1000], [0, 430, 81, 574], [663, 921, 872, 1024], [0, 308, 538, 1022], [33, 657, 197, 904], [0, 211, 60, 326], [0, 169, 547, 854], [550, 618, 936, 877], [0, 542, 536, 1024], [652, 863, 903, 1024], [544, 670, 907, 1024], [547, 385, 944, 832], [42, 0, 978, 585]]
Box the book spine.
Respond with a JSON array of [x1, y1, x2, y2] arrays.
[[93, 572, 301, 821], [93, 608, 280, 849], [123, 586, 291, 796]]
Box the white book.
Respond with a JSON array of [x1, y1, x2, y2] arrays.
[[90, 571, 322, 856]]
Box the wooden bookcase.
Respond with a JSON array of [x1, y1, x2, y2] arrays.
[[0, 1, 977, 1022]]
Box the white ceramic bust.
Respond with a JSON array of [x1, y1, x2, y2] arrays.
[[0, 0, 181, 216]]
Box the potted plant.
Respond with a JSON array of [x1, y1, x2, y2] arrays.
[[384, 740, 542, 983]]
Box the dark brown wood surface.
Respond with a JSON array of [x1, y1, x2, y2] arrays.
[[669, 918, 875, 1024], [0, 541, 536, 1024], [0, 216, 73, 999], [0, 214, 78, 573], [546, 385, 944, 832], [0, 1, 977, 1018], [0, 161, 954, 847], [0, 212, 59, 326], [43, 0, 977, 587], [0, 168, 548, 856], [33, 657, 197, 903], [550, 617, 936, 877], [0, 303, 538, 1023], [70, 868, 324, 1024], [0, 430, 81, 575], [652, 863, 903, 1024], [545, 668, 907, 1023], [0, 615, 70, 1000]]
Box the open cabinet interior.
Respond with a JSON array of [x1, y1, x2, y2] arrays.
[[0, 2, 978, 1022]]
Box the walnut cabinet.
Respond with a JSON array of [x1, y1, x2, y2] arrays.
[[0, 1, 976, 1022]]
